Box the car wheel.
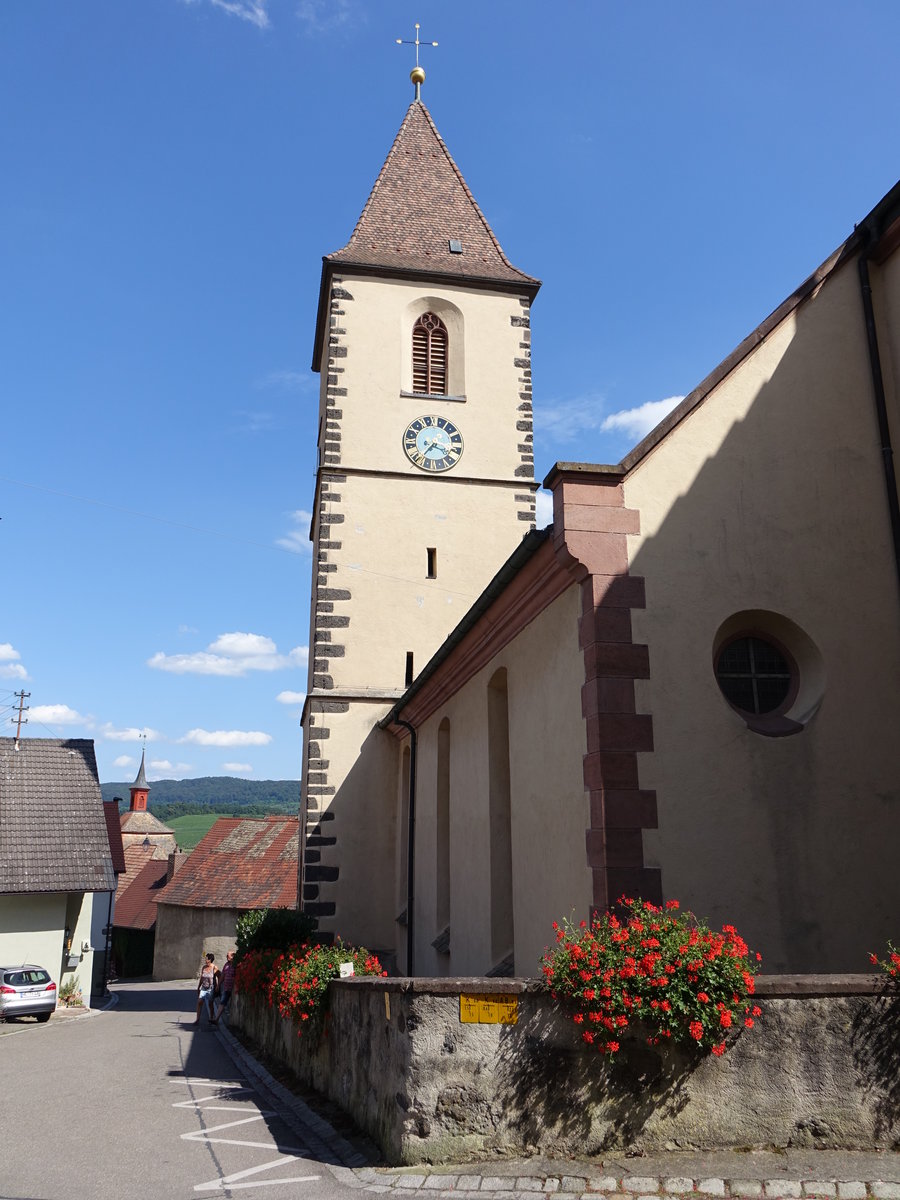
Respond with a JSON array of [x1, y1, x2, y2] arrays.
[[35, 1012, 52, 1023]]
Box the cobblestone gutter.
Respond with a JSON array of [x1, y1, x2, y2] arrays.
[[231, 975, 899, 1167]]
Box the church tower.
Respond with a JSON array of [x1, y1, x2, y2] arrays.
[[300, 88, 540, 957], [128, 749, 149, 813]]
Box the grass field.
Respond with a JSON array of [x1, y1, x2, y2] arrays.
[[168, 813, 227, 850]]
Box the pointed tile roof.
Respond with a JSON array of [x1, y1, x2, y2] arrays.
[[131, 749, 148, 792], [327, 101, 539, 289]]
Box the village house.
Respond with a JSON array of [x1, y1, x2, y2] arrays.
[[153, 814, 298, 980], [0, 737, 117, 1002]]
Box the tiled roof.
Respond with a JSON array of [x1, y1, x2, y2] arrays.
[[116, 844, 156, 901], [114, 857, 169, 930], [155, 815, 298, 910], [103, 800, 127, 874], [120, 809, 173, 836], [326, 101, 539, 288], [0, 738, 117, 894]]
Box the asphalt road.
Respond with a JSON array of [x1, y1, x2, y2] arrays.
[[0, 981, 360, 1200]]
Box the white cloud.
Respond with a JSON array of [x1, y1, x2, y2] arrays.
[[114, 755, 136, 769], [535, 489, 554, 529], [179, 729, 272, 747], [149, 632, 308, 677], [178, 624, 199, 635], [600, 396, 685, 440], [255, 369, 316, 393], [99, 724, 162, 743], [276, 690, 306, 705], [535, 394, 609, 442], [296, 0, 356, 34], [210, 0, 270, 28], [223, 761, 253, 773], [276, 510, 313, 555], [536, 392, 685, 448], [235, 409, 276, 433], [29, 704, 87, 727], [0, 643, 27, 680], [150, 759, 173, 772]]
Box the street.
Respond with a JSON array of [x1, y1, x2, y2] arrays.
[[0, 981, 361, 1200]]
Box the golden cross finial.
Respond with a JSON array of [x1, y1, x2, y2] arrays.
[[395, 22, 438, 99]]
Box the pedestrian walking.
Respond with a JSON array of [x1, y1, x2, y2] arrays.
[[211, 949, 235, 1024], [195, 953, 217, 1024]]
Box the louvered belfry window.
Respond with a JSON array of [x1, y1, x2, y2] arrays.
[[412, 312, 448, 395]]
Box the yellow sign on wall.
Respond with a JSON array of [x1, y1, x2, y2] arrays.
[[459, 993, 518, 1025]]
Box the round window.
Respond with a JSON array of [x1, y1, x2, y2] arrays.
[[715, 635, 793, 715]]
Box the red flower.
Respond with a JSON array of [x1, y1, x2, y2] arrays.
[[697, 992, 709, 1003], [711, 1042, 726, 1056], [719, 1010, 732, 1029], [689, 1020, 703, 1041]]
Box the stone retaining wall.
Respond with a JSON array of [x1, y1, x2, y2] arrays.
[[231, 975, 898, 1166]]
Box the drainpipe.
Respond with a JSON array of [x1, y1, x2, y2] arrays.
[[396, 719, 418, 977], [858, 245, 900, 593]]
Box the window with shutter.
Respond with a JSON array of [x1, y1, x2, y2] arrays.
[[412, 313, 448, 395]]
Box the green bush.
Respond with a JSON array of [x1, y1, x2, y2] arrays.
[[235, 907, 317, 960]]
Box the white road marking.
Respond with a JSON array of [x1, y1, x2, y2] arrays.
[[196, 1179, 321, 1192], [173, 1060, 319, 1192], [194, 1157, 320, 1192]]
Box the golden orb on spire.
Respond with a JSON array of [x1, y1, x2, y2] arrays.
[[410, 65, 426, 86]]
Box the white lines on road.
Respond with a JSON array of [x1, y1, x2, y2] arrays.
[[171, 1077, 321, 1193], [194, 1158, 320, 1192]]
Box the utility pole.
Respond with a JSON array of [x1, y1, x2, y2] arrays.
[[12, 690, 30, 746]]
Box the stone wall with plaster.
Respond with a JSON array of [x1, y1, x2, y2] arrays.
[[231, 974, 898, 1166]]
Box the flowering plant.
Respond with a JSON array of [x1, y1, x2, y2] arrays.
[[236, 938, 386, 1036], [868, 941, 900, 980], [540, 897, 761, 1057]]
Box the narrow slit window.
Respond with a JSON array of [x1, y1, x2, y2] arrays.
[[405, 651, 414, 687], [426, 547, 437, 578], [412, 312, 448, 395]]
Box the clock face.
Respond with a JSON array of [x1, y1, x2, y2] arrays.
[[402, 415, 464, 473]]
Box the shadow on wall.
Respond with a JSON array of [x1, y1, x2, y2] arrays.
[[495, 1006, 695, 1151], [620, 259, 900, 973], [304, 720, 399, 955], [851, 985, 900, 1143]]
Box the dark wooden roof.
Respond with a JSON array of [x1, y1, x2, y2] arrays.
[[155, 815, 298, 911], [0, 738, 117, 894]]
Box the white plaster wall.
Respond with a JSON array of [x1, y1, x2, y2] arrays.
[[0, 891, 96, 999], [625, 255, 900, 971], [409, 585, 590, 977], [324, 472, 529, 691], [324, 277, 530, 482]]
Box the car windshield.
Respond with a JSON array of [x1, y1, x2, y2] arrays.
[[6, 970, 50, 986]]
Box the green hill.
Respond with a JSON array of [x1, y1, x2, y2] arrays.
[[100, 776, 299, 823]]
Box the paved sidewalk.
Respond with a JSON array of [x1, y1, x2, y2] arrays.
[[213, 1022, 900, 1200]]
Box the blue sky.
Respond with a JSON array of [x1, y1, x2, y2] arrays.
[[2, 1, 898, 783]]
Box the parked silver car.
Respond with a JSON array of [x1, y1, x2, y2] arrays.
[[0, 965, 57, 1022]]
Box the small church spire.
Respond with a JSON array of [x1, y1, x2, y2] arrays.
[[396, 22, 438, 101], [129, 747, 150, 812]]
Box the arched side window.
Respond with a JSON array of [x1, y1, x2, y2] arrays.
[[412, 312, 448, 395]]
